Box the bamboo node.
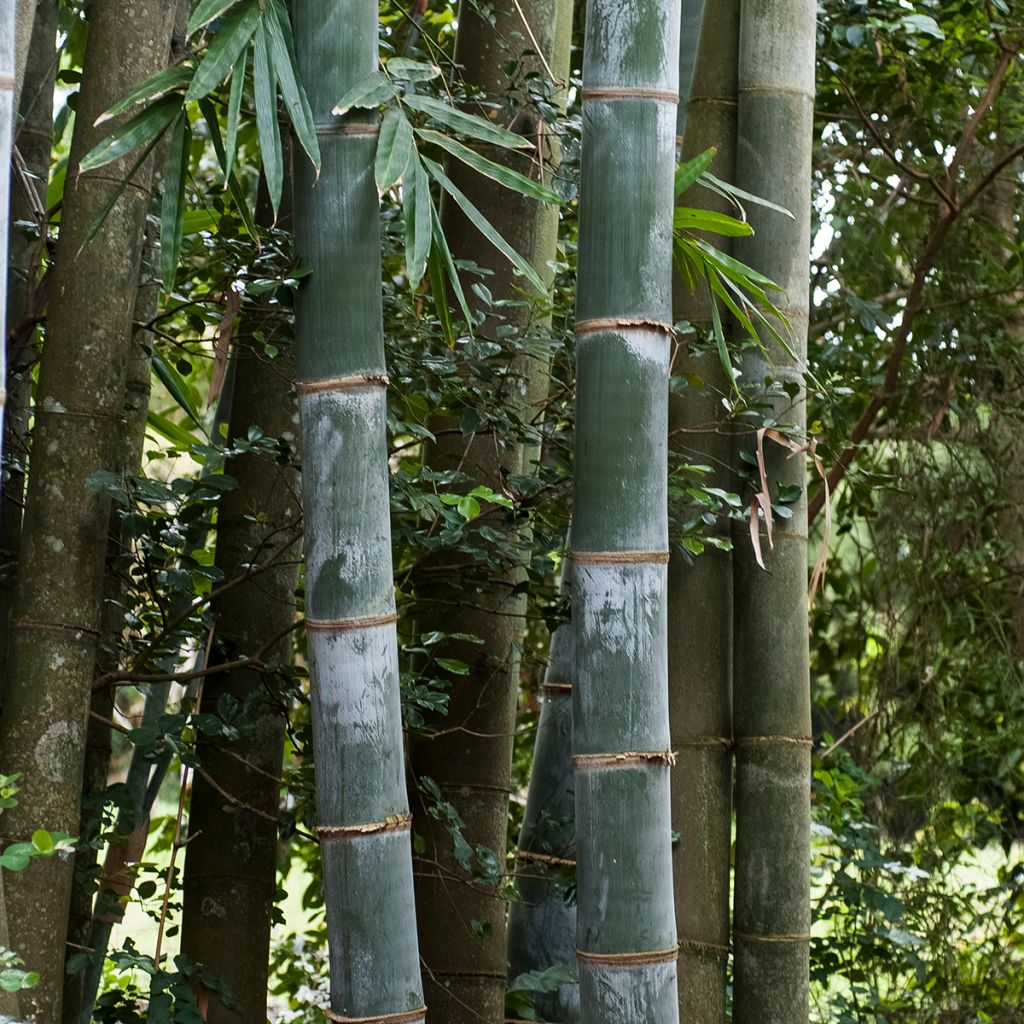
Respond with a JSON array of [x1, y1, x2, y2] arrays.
[[297, 374, 390, 395], [734, 735, 813, 749], [575, 317, 675, 337], [12, 617, 101, 640], [581, 87, 679, 104], [305, 612, 398, 634], [675, 736, 733, 750], [515, 849, 576, 868], [678, 938, 730, 960], [317, 814, 412, 841], [541, 682, 572, 695], [570, 550, 670, 566], [0, 75, 14, 91], [576, 946, 678, 967], [574, 750, 676, 770], [734, 931, 811, 944], [324, 1007, 425, 1023], [318, 123, 382, 138]]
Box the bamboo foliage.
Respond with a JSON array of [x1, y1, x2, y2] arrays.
[[731, 0, 816, 1021], [572, 0, 681, 1020], [291, 5, 424, 1022], [668, 1, 740, 1020]]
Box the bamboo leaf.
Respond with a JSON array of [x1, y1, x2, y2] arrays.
[[253, 25, 283, 212], [404, 154, 431, 290], [187, 0, 242, 35], [385, 57, 441, 82], [423, 156, 548, 296], [707, 284, 739, 395], [225, 47, 247, 180], [376, 106, 414, 192], [332, 71, 396, 115], [675, 206, 752, 237], [160, 113, 191, 291], [198, 97, 258, 239], [427, 241, 455, 346], [402, 92, 529, 150], [147, 408, 199, 449], [415, 128, 560, 205], [675, 146, 716, 197], [98, 66, 191, 121], [153, 354, 203, 428], [79, 95, 180, 172], [700, 169, 795, 219], [263, 0, 320, 170], [429, 198, 472, 329], [185, 1, 260, 102], [694, 238, 780, 290]]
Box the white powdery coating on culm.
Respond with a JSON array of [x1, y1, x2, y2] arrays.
[[584, 0, 680, 92]]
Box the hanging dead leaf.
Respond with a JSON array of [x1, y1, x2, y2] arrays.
[[208, 286, 242, 408]]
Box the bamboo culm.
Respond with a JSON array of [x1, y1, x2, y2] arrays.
[[572, 0, 682, 1021], [292, 4, 425, 1020], [731, 0, 815, 1021], [668, 0, 741, 1019]]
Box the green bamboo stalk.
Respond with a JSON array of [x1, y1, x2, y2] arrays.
[[676, 0, 706, 143], [0, 2, 178, 1015], [181, 175, 300, 1024], [668, 1, 740, 1019], [291, 6, 424, 1022], [0, 0, 15, 479], [407, 2, 571, 1020], [572, 0, 681, 1020], [731, 1, 815, 1021], [506, 561, 579, 1024], [0, 0, 57, 692]]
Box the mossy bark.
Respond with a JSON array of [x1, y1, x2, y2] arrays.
[[668, 1, 740, 1019], [572, 0, 681, 1021], [407, 3, 571, 1022], [731, 1, 815, 1021], [0, 2, 178, 1017]]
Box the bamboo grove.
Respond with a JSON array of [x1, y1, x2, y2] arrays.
[[1, 1, 1023, 1023]]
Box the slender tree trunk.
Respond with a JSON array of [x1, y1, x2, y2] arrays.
[[13, 0, 35, 113], [291, 6, 425, 1022], [0, 1, 177, 1017], [572, 0, 681, 1021], [407, 3, 571, 1021], [0, 0, 56, 690], [731, 1, 815, 1022], [506, 562, 578, 1023], [668, 1, 739, 1019], [180, 174, 300, 1024]]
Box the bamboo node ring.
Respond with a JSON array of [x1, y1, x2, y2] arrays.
[[581, 87, 679, 104], [734, 735, 813, 749], [576, 946, 678, 967], [678, 938, 730, 960], [317, 814, 412, 841], [575, 317, 675, 337], [305, 612, 398, 634], [12, 617, 101, 640], [570, 550, 670, 565], [573, 750, 677, 770], [515, 849, 576, 868], [297, 374, 390, 395], [541, 681, 572, 695], [324, 1007, 425, 1023], [675, 736, 733, 750], [734, 931, 811, 944]]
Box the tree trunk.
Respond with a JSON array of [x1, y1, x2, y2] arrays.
[[506, 563, 578, 1023], [180, 175, 300, 1024], [0, 0, 177, 1016], [407, 2, 571, 1021], [291, 5, 425, 1021], [0, 0, 56, 694], [668, 1, 739, 1019], [731, 1, 815, 1021], [571, 0, 681, 1020]]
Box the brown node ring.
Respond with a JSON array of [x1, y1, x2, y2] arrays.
[[734, 735, 813, 749], [581, 87, 679, 104], [297, 374, 390, 395], [570, 550, 670, 566], [317, 814, 412, 841], [573, 750, 677, 769], [576, 946, 678, 967], [324, 1007, 426, 1024], [575, 317, 675, 337], [305, 612, 398, 634]]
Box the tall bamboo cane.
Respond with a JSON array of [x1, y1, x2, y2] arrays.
[[0, 0, 17, 490], [572, 0, 681, 1020], [291, 6, 424, 1022], [731, 1, 815, 1021], [668, 0, 740, 1019]]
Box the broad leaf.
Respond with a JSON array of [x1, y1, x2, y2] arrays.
[[264, 0, 320, 170], [187, 0, 242, 35], [332, 71, 396, 115], [185, 1, 260, 102], [79, 95, 180, 172], [402, 92, 529, 150], [253, 25, 283, 211], [386, 57, 441, 82], [404, 154, 431, 290], [376, 106, 414, 192], [98, 66, 191, 121]]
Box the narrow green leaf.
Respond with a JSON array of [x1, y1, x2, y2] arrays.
[[404, 155, 431, 290], [694, 238, 780, 289], [675, 206, 752, 237], [253, 25, 283, 212], [263, 0, 320, 170], [427, 242, 455, 346], [225, 46, 247, 180], [147, 409, 199, 448], [675, 146, 716, 197], [402, 93, 529, 150], [332, 71, 396, 115], [160, 113, 191, 291], [187, 0, 242, 35], [99, 66, 191, 120], [199, 96, 258, 239], [79, 95, 180, 172], [707, 285, 739, 395], [429, 199, 472, 329], [385, 57, 441, 81], [153, 354, 204, 429], [376, 106, 414, 192], [423, 155, 548, 296], [700, 169, 795, 219], [185, 1, 260, 102], [416, 128, 560, 205]]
